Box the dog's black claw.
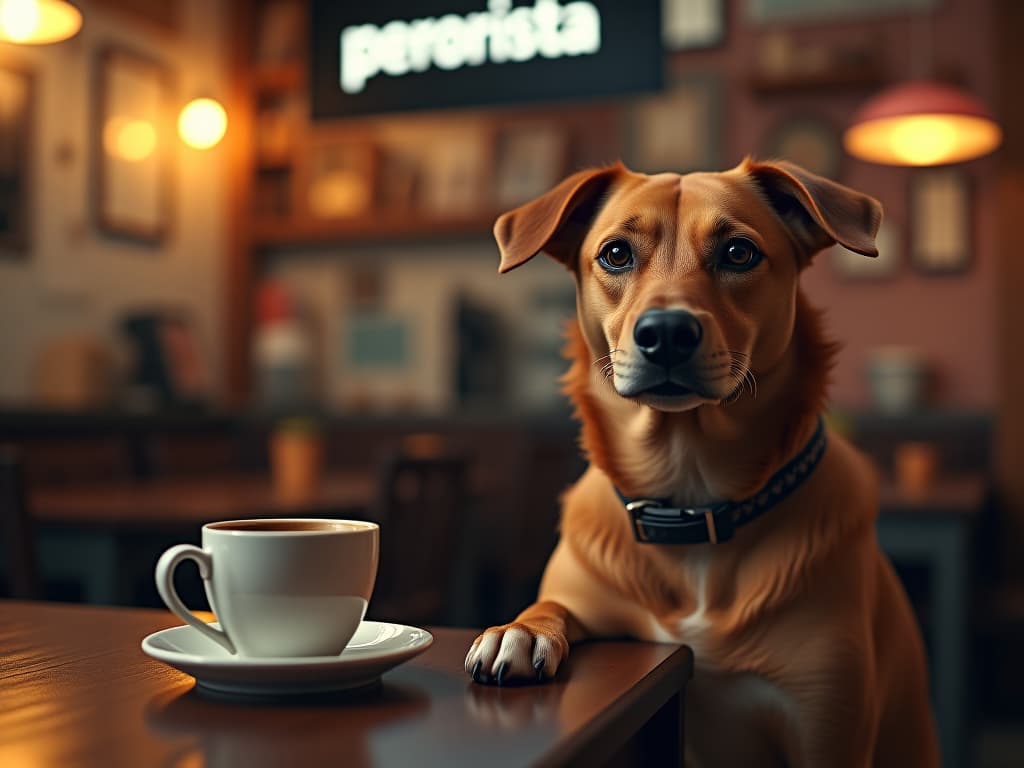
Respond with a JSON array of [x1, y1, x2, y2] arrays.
[[471, 660, 482, 683], [496, 661, 509, 686], [534, 657, 546, 680]]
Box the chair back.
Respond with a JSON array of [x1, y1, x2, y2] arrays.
[[368, 453, 467, 626], [0, 445, 40, 599]]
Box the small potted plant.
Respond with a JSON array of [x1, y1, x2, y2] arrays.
[[270, 417, 324, 503]]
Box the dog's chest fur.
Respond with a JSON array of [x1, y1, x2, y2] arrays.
[[642, 553, 801, 766]]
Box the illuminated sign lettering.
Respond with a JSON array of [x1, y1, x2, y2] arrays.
[[340, 0, 601, 95], [310, 0, 661, 119]]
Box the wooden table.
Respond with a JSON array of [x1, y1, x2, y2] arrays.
[[30, 472, 377, 528], [0, 601, 693, 767]]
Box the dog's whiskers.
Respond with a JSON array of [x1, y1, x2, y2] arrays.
[[593, 349, 625, 389], [592, 348, 623, 369], [723, 350, 757, 403], [746, 368, 759, 400]]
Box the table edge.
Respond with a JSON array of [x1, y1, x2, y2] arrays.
[[535, 642, 694, 768]]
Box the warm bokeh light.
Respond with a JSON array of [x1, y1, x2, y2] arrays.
[[0, 0, 82, 45], [844, 80, 1002, 166], [844, 113, 1003, 166], [178, 98, 228, 150], [103, 117, 158, 162]]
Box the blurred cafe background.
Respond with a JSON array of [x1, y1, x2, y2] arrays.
[[1, 0, 1022, 764]]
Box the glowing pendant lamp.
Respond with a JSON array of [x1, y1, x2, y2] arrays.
[[0, 0, 82, 45], [844, 80, 1002, 166]]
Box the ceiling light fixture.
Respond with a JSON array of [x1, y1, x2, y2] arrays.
[[843, 80, 1002, 166], [843, 10, 1001, 167], [0, 0, 81, 45]]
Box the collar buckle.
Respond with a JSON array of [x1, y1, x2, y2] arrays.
[[624, 499, 662, 543], [617, 417, 826, 546], [626, 499, 734, 545]]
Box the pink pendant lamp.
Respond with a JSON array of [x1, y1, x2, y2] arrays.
[[844, 80, 1002, 166]]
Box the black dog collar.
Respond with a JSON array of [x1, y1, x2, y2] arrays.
[[615, 417, 827, 545]]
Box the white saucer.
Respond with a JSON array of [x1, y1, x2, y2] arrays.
[[141, 620, 433, 697]]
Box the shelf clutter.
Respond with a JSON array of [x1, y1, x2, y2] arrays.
[[243, 3, 622, 246]]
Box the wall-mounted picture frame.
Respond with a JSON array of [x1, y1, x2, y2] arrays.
[[417, 128, 490, 218], [93, 46, 174, 244], [626, 74, 722, 174], [493, 124, 569, 209], [300, 136, 378, 220], [0, 63, 33, 256], [663, 0, 725, 51], [831, 219, 901, 280], [910, 169, 972, 274], [761, 115, 842, 179]]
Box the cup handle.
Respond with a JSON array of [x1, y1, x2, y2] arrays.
[[155, 544, 236, 655]]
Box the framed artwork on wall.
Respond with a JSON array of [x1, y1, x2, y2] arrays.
[[831, 219, 901, 280], [626, 74, 722, 174], [417, 128, 490, 218], [910, 169, 972, 274], [493, 124, 569, 209], [761, 115, 842, 179], [662, 0, 725, 51], [0, 63, 33, 256], [93, 46, 174, 244]]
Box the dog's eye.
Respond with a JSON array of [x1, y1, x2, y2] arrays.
[[719, 238, 763, 272], [597, 240, 635, 273]]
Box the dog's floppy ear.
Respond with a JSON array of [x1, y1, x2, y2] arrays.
[[494, 163, 624, 273], [744, 158, 882, 260]]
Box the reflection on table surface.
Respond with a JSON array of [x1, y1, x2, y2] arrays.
[[0, 600, 693, 768]]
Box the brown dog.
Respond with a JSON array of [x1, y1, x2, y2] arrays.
[[464, 159, 939, 766]]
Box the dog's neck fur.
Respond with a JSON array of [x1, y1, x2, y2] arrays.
[[564, 289, 837, 507]]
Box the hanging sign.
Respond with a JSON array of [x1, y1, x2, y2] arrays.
[[311, 0, 663, 119]]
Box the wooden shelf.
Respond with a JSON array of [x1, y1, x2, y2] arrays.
[[251, 210, 499, 247], [748, 70, 885, 95], [225, 0, 616, 402]]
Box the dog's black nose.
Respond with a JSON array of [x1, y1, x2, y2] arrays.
[[633, 309, 703, 366]]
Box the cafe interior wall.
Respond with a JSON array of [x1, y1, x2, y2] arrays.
[[275, 0, 998, 415], [269, 243, 572, 414], [761, 0, 998, 409], [0, 0, 230, 405], [675, 0, 997, 410], [0, 0, 999, 414]]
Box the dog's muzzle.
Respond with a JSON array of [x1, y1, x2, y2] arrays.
[[633, 309, 703, 367]]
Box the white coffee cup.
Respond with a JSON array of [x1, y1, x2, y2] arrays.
[[155, 519, 378, 658]]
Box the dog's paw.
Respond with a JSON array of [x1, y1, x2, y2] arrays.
[[464, 622, 568, 685]]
